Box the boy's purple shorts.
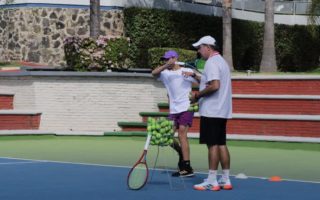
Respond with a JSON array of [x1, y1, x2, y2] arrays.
[[168, 111, 194, 129]]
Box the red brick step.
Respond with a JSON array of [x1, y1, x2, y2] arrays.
[[0, 110, 41, 130], [0, 94, 14, 110]]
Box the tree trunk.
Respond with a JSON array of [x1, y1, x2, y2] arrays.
[[90, 0, 101, 39], [222, 0, 234, 71], [260, 0, 277, 72]]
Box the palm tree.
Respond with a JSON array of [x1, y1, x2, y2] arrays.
[[90, 0, 101, 39], [222, 0, 234, 71], [260, 0, 277, 72]]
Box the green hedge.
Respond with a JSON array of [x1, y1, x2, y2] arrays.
[[148, 47, 197, 69], [124, 7, 320, 72]]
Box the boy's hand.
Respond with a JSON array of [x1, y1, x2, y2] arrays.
[[182, 71, 195, 78], [165, 58, 175, 68]]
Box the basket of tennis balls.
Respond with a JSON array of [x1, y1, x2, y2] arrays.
[[147, 117, 174, 146]]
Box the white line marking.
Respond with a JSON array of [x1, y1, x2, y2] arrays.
[[0, 161, 46, 165], [0, 156, 319, 184]]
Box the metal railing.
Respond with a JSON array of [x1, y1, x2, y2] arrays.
[[174, 0, 314, 15]]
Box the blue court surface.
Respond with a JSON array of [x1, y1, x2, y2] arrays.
[[0, 157, 319, 200]]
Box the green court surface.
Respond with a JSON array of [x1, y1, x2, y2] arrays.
[[0, 135, 319, 182]]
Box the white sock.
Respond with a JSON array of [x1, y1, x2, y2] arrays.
[[207, 170, 217, 183], [222, 169, 230, 179]]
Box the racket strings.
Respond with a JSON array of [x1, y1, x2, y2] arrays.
[[128, 163, 148, 190]]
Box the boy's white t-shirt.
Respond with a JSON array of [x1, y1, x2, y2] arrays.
[[159, 68, 196, 114], [199, 54, 232, 119]]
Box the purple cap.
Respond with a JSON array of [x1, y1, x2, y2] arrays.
[[161, 50, 179, 59]]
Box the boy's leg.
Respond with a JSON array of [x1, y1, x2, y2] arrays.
[[178, 125, 190, 161], [172, 124, 194, 177]]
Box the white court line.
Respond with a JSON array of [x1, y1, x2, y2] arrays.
[[0, 161, 46, 165], [1, 156, 319, 184]]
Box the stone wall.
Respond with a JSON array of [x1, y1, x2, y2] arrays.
[[0, 7, 124, 66]]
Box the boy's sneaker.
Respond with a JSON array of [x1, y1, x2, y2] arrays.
[[218, 177, 233, 190], [172, 160, 194, 177], [193, 181, 220, 191], [171, 168, 194, 177]]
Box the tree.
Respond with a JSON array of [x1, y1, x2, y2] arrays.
[[260, 0, 277, 72], [90, 0, 101, 39], [308, 0, 320, 25], [222, 0, 234, 71]]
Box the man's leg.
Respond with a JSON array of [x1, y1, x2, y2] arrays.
[[193, 145, 220, 191], [219, 145, 230, 169], [208, 145, 220, 170], [218, 145, 232, 189]]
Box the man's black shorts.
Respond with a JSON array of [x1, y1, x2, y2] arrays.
[[200, 116, 227, 145]]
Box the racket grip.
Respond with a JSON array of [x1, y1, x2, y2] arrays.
[[144, 134, 152, 150], [175, 61, 185, 66]]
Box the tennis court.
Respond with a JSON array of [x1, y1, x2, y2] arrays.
[[0, 135, 319, 199]]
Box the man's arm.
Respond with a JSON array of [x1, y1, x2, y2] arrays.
[[191, 80, 220, 102]]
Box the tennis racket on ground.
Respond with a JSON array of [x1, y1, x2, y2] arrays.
[[127, 132, 152, 190]]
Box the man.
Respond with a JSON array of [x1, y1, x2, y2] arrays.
[[190, 36, 233, 191], [152, 50, 197, 177]]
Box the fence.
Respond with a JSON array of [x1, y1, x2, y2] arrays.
[[174, 0, 313, 15]]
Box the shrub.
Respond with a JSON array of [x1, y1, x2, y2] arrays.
[[64, 36, 129, 71], [124, 7, 320, 72], [124, 7, 221, 69]]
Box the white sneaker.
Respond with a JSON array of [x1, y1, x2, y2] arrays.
[[218, 176, 233, 190], [193, 181, 220, 191]]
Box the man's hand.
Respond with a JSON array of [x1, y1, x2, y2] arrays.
[[190, 92, 199, 103]]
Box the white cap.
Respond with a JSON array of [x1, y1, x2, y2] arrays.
[[192, 36, 216, 48]]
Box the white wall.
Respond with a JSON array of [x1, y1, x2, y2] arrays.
[[0, 72, 167, 132]]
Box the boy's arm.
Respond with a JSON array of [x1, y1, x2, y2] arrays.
[[152, 58, 175, 77], [151, 64, 169, 77]]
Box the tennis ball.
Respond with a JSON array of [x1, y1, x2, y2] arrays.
[[156, 133, 162, 139], [155, 124, 161, 130], [194, 105, 199, 111]]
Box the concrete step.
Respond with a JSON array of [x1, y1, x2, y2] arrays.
[[158, 94, 320, 115], [0, 110, 41, 130], [117, 122, 147, 131], [135, 112, 320, 137], [0, 94, 14, 110]]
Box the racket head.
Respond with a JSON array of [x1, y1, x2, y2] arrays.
[[127, 162, 149, 190]]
